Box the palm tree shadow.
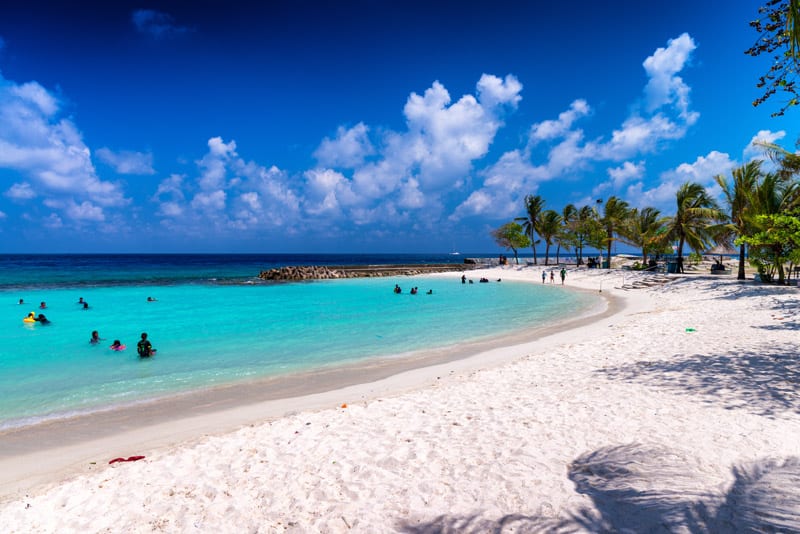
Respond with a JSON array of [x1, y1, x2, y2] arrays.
[[565, 444, 800, 533], [599, 344, 800, 418], [396, 444, 800, 533]]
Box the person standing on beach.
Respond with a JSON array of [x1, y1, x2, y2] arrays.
[[541, 271, 546, 284], [560, 268, 566, 285], [550, 271, 555, 283]]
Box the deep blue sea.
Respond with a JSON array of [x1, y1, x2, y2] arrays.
[[0, 254, 595, 430]]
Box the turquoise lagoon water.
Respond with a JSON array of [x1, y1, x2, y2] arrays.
[[0, 255, 595, 429]]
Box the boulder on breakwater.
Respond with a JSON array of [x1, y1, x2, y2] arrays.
[[258, 263, 477, 281]]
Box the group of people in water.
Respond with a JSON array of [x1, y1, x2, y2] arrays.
[[20, 296, 157, 358], [90, 330, 156, 357], [393, 284, 432, 295]]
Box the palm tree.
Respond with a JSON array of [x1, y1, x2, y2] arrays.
[[555, 204, 578, 264], [599, 197, 630, 269], [747, 172, 800, 283], [516, 195, 545, 265], [713, 161, 761, 280], [538, 210, 563, 266], [573, 205, 597, 265], [665, 182, 722, 273], [620, 207, 668, 266]]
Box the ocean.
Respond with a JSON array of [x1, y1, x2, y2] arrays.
[[0, 254, 595, 430]]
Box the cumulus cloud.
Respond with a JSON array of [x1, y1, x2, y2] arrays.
[[131, 9, 190, 39], [453, 34, 699, 219], [529, 99, 590, 144], [608, 161, 645, 189], [625, 151, 735, 209], [4, 182, 37, 200], [0, 72, 128, 225], [152, 137, 301, 235], [306, 74, 523, 229], [313, 123, 374, 169], [643, 32, 697, 119], [95, 147, 156, 175]]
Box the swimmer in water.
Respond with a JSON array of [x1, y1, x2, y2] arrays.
[[90, 330, 102, 344], [137, 332, 156, 358], [36, 314, 50, 325], [110, 340, 125, 351]]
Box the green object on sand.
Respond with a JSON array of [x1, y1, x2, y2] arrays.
[[685, 328, 696, 332]]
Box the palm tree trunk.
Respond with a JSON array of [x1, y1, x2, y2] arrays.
[[544, 244, 550, 266], [737, 243, 746, 280], [606, 233, 612, 269], [677, 237, 685, 273], [556, 244, 561, 264]]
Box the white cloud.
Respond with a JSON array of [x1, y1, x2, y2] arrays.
[[625, 151, 736, 209], [476, 73, 523, 109], [529, 99, 590, 144], [743, 129, 787, 161], [643, 32, 697, 119], [0, 72, 128, 224], [453, 34, 699, 220], [0, 210, 6, 219], [66, 200, 105, 221], [96, 147, 156, 175], [313, 123, 374, 169], [5, 182, 37, 200], [608, 161, 645, 189], [191, 189, 226, 211]]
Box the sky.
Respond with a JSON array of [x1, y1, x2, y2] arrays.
[[0, 1, 798, 254]]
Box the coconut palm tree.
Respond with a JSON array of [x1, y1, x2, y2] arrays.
[[538, 210, 563, 266], [747, 172, 800, 283], [713, 161, 762, 280], [620, 207, 668, 266], [599, 197, 630, 269], [665, 182, 723, 273], [555, 204, 577, 264], [573, 205, 597, 265], [515, 195, 545, 265]]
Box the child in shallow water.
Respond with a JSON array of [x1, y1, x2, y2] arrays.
[[110, 340, 126, 351]]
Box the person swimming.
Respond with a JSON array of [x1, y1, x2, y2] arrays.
[[82, 302, 89, 309], [78, 297, 84, 304], [90, 330, 101, 344], [23, 311, 37, 323], [147, 296, 157, 302], [36, 314, 50, 325], [137, 332, 156, 358], [39, 301, 47, 309], [110, 340, 126, 351], [394, 284, 402, 294]]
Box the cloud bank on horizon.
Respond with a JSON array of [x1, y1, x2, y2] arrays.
[[0, 23, 793, 251]]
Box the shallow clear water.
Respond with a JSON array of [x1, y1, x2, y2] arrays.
[[0, 255, 594, 429]]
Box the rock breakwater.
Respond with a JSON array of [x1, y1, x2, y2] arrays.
[[258, 263, 475, 281]]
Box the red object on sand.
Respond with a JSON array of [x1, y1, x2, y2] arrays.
[[109, 455, 146, 464]]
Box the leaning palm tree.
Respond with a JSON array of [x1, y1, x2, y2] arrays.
[[515, 194, 545, 265], [599, 197, 630, 269], [620, 206, 668, 266], [538, 210, 562, 266], [665, 182, 723, 273], [713, 161, 762, 280]]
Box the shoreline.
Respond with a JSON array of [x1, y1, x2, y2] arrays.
[[5, 265, 796, 531], [0, 267, 623, 500]]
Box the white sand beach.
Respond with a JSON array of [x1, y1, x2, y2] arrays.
[[1, 266, 799, 532]]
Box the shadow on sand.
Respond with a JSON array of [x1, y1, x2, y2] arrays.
[[396, 444, 800, 533], [597, 343, 800, 418]]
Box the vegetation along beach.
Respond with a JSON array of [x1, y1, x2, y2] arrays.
[[1, 0, 800, 532]]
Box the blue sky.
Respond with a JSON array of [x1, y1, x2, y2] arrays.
[[0, 1, 798, 253]]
